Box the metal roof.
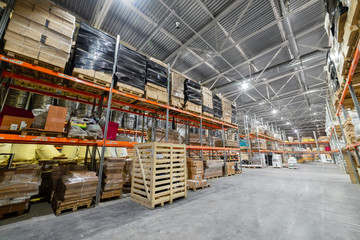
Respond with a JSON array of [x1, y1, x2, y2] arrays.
[[52, 0, 329, 136]]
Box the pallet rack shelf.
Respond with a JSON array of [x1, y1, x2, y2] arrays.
[[327, 38, 360, 184]]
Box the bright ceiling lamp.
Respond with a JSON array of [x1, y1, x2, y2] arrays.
[[294, 129, 298, 133], [272, 109, 277, 114], [286, 121, 290, 125], [241, 81, 249, 90]]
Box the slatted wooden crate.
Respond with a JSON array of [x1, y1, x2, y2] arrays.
[[131, 143, 187, 209]]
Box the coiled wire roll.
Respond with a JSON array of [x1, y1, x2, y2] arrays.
[[31, 94, 53, 109], [4, 89, 29, 109]]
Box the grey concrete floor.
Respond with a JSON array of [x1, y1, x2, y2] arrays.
[[1, 162, 360, 240]]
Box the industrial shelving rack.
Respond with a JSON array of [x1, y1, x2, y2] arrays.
[[0, 50, 240, 204], [241, 114, 332, 168], [326, 39, 360, 184]]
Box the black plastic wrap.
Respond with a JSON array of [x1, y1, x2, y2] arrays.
[[74, 23, 146, 91], [73, 23, 115, 73], [116, 45, 146, 91], [213, 93, 222, 119], [231, 104, 237, 124], [202, 105, 213, 115], [146, 60, 168, 88], [184, 79, 202, 105]]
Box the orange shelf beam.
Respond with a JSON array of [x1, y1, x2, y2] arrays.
[[0, 54, 237, 130], [0, 134, 136, 147], [336, 40, 360, 116]]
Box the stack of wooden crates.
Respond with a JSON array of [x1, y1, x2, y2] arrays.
[[131, 143, 187, 209]]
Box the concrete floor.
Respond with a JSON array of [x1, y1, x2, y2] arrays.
[[1, 162, 360, 240]]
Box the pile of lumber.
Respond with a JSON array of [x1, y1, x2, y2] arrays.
[[203, 160, 224, 179], [101, 157, 125, 199], [52, 171, 98, 215]]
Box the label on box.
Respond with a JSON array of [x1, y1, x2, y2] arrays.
[[10, 124, 18, 130]]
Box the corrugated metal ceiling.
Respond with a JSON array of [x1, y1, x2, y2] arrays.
[[51, 0, 329, 135]]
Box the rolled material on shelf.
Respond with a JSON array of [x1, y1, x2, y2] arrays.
[[4, 89, 29, 109]]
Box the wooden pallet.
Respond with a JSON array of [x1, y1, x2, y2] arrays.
[[170, 96, 184, 109], [52, 198, 92, 216], [116, 82, 144, 95], [71, 82, 106, 95], [187, 183, 210, 192], [0, 200, 30, 219], [20, 128, 64, 137], [202, 112, 214, 118], [72, 68, 112, 87], [145, 84, 168, 104], [101, 190, 122, 200], [242, 165, 263, 168], [184, 102, 201, 114], [206, 175, 220, 180], [131, 143, 187, 209]]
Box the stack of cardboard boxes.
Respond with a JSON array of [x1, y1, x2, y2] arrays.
[[52, 171, 98, 214], [203, 160, 224, 178], [222, 98, 232, 123], [4, 0, 75, 69], [201, 87, 213, 117], [187, 159, 208, 190], [171, 72, 186, 108], [0, 165, 41, 217], [101, 157, 125, 199]]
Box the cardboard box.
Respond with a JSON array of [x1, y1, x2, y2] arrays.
[[222, 98, 232, 123], [171, 72, 185, 99]]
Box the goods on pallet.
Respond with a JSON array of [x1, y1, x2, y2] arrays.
[[131, 143, 187, 209], [0, 165, 41, 207], [74, 23, 147, 92], [214, 139, 238, 148], [32, 105, 67, 131], [189, 132, 209, 146], [251, 153, 265, 167], [204, 160, 224, 178], [272, 154, 282, 168], [231, 104, 237, 124], [187, 160, 203, 181], [51, 165, 86, 192], [213, 93, 222, 119], [170, 72, 185, 108], [101, 157, 125, 199], [343, 110, 360, 143], [0, 106, 35, 130], [10, 144, 37, 164], [202, 87, 213, 117], [4, 0, 75, 69], [342, 150, 360, 184], [145, 59, 168, 103], [53, 171, 98, 214], [123, 159, 132, 186], [184, 79, 202, 114], [251, 139, 267, 150], [147, 128, 181, 144], [225, 162, 236, 175], [222, 98, 232, 123]]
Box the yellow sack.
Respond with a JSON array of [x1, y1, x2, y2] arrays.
[[0, 143, 12, 163], [36, 145, 62, 159], [11, 144, 37, 161], [61, 146, 78, 159]]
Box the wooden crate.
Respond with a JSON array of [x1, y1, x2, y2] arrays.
[[184, 101, 201, 114], [131, 143, 187, 209]]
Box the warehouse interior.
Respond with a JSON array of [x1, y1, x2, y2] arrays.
[[0, 0, 360, 239]]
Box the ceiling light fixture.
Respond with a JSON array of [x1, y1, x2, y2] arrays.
[[272, 109, 277, 114], [242, 82, 249, 90], [294, 129, 298, 133]]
